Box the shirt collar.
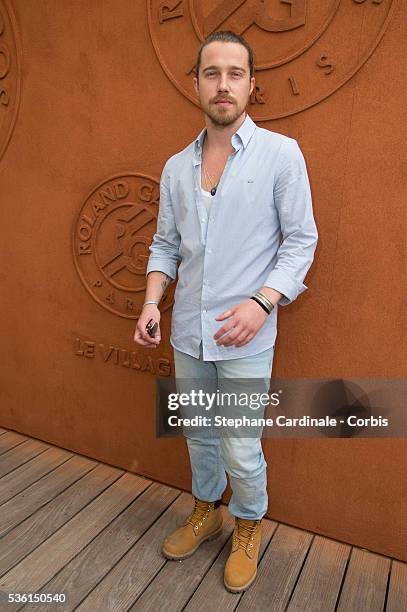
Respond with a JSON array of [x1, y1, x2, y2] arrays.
[[194, 112, 256, 155]]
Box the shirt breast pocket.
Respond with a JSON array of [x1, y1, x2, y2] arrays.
[[233, 174, 256, 208], [237, 175, 271, 218]]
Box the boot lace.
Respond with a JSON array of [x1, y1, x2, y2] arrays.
[[185, 497, 214, 532], [235, 519, 260, 552]]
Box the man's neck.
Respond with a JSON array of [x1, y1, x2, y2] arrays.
[[204, 111, 246, 153]]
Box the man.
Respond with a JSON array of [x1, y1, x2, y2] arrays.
[[134, 30, 318, 592]]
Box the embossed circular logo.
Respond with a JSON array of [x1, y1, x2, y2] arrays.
[[148, 0, 396, 120], [0, 0, 21, 160], [73, 173, 175, 319]]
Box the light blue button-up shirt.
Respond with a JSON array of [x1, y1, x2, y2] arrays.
[[146, 113, 318, 360]]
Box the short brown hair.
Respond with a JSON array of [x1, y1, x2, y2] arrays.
[[194, 30, 255, 81]]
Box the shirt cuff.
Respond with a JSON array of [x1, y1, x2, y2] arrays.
[[146, 257, 177, 281], [263, 269, 307, 306]]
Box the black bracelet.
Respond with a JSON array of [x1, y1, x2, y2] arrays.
[[250, 296, 271, 314]]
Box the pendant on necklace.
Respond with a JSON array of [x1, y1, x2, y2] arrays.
[[210, 186, 217, 196]]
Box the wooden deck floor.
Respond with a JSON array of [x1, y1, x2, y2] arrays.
[[0, 427, 405, 611]]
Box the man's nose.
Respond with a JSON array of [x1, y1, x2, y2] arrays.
[[217, 73, 229, 91]]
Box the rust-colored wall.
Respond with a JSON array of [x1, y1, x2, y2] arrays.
[[0, 0, 406, 561]]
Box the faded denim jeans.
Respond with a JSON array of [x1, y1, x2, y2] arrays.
[[173, 340, 275, 520]]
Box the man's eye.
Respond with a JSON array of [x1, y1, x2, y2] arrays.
[[205, 72, 242, 77]]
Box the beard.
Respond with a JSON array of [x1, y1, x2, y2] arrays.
[[199, 96, 248, 127]]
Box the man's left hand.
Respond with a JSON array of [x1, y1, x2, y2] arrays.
[[213, 299, 269, 347]]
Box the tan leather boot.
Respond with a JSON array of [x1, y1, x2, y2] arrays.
[[162, 496, 223, 560], [224, 517, 262, 592]]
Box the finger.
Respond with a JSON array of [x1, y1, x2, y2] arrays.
[[233, 330, 251, 346], [213, 320, 237, 340], [216, 326, 243, 346], [134, 336, 154, 346], [215, 309, 234, 320], [235, 332, 254, 347], [140, 331, 155, 344], [152, 325, 161, 342], [137, 326, 159, 345], [214, 325, 235, 342]]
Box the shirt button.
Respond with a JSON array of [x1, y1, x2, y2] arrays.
[[202, 218, 206, 222], [207, 248, 212, 253], [203, 309, 207, 313]]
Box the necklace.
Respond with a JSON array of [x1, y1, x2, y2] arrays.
[[202, 161, 218, 195], [202, 134, 219, 196]]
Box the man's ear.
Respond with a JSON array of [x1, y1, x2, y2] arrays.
[[193, 76, 199, 97], [249, 76, 255, 97]]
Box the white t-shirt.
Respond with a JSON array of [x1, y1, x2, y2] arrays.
[[201, 187, 214, 214]]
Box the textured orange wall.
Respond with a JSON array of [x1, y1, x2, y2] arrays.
[[0, 0, 406, 560]]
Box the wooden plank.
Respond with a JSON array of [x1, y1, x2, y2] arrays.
[[0, 428, 8, 435], [236, 524, 314, 612], [0, 438, 50, 478], [27, 482, 180, 611], [0, 431, 27, 456], [0, 472, 150, 601], [0, 454, 98, 536], [336, 547, 390, 611], [129, 504, 236, 611], [286, 535, 350, 611], [0, 463, 123, 576], [0, 447, 74, 508], [75, 492, 230, 611], [386, 560, 407, 611], [185, 517, 277, 611]]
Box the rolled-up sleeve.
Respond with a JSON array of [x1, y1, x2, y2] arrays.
[[264, 138, 318, 306], [146, 161, 181, 282]]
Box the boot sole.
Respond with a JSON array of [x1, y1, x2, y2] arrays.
[[162, 525, 223, 560], [224, 568, 257, 593]]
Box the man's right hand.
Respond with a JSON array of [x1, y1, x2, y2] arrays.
[[134, 304, 161, 348]]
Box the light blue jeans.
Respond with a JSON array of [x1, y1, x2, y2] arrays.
[[173, 340, 274, 520]]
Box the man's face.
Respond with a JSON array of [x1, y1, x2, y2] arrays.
[[193, 41, 255, 127]]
